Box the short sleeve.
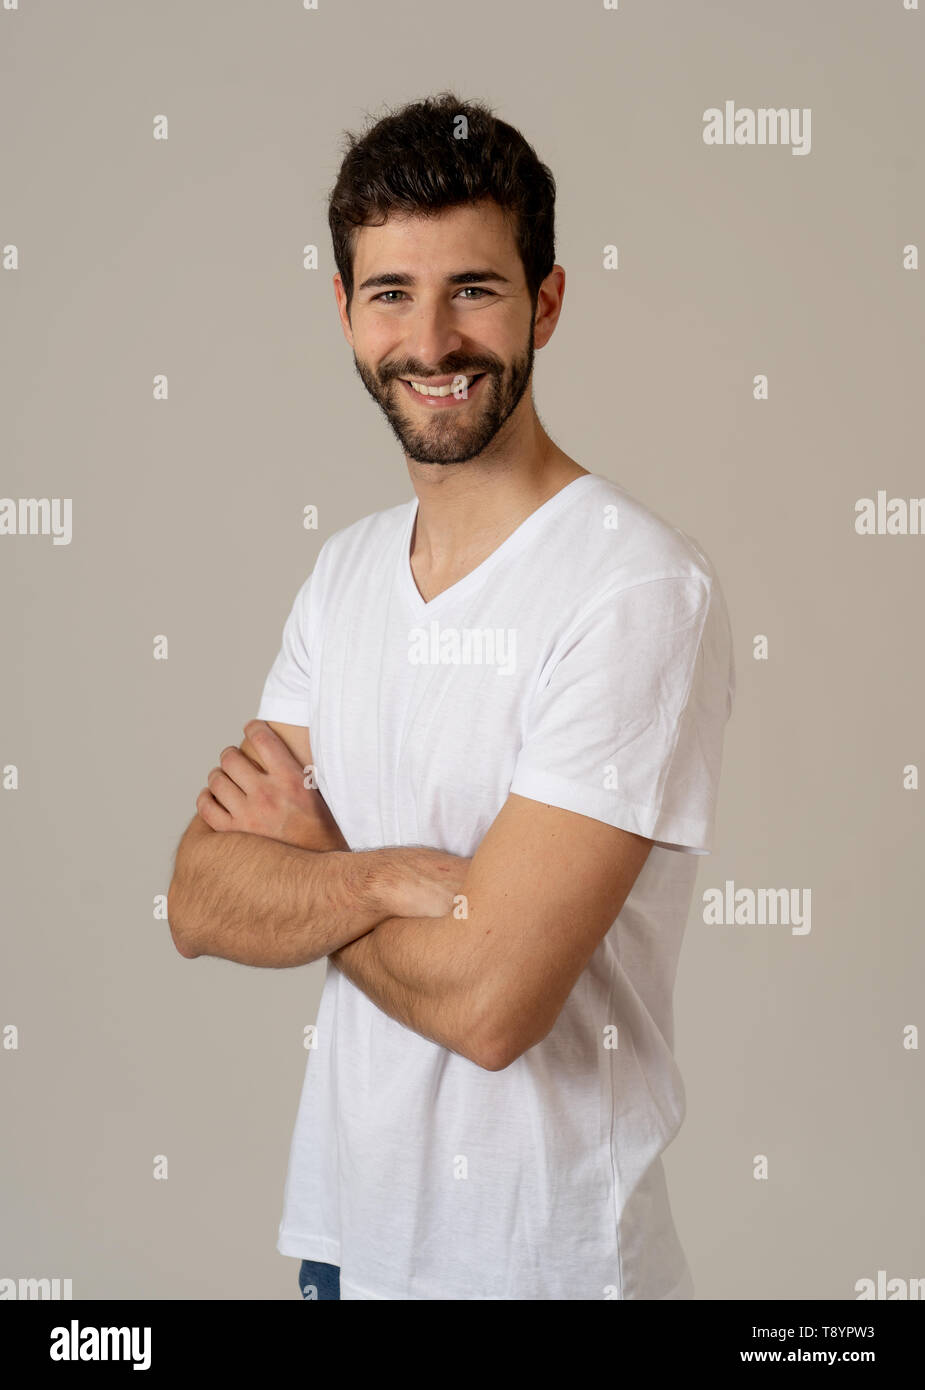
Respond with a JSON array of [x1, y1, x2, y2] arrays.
[[509, 574, 734, 854], [255, 573, 314, 727]]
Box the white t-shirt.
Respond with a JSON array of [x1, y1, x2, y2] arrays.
[[257, 471, 735, 1300]]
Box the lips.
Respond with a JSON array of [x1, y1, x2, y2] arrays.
[[397, 372, 488, 407]]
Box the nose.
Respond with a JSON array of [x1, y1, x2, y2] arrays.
[[402, 297, 464, 373]]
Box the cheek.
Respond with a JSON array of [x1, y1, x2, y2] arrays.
[[354, 315, 401, 354]]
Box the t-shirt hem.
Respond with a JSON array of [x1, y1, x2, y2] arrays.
[[277, 1230, 341, 1264], [340, 1279, 396, 1300], [278, 1233, 695, 1301], [334, 1270, 694, 1301]]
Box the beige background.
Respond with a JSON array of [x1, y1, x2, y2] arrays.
[[2, 0, 923, 1300]]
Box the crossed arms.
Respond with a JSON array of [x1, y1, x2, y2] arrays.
[[166, 720, 652, 1072]]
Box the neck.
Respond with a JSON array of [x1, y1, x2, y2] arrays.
[[407, 413, 588, 572]]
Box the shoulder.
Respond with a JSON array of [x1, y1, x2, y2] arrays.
[[559, 476, 734, 698], [318, 497, 411, 558], [562, 475, 735, 716], [311, 496, 413, 582], [564, 473, 719, 593]]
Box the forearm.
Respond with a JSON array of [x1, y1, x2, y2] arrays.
[[167, 818, 402, 968], [330, 912, 492, 1066]]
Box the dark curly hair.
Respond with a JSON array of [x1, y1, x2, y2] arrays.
[[328, 92, 557, 318]]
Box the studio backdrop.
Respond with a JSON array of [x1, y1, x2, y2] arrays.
[[1, 0, 922, 1300]]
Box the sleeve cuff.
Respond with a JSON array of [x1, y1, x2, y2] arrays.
[[508, 762, 713, 855], [256, 696, 311, 727]]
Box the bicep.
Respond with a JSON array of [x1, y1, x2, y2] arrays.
[[463, 792, 653, 1057]]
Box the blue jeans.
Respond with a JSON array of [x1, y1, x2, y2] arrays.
[[298, 1258, 341, 1300]]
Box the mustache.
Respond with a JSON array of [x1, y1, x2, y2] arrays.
[[385, 366, 496, 381]]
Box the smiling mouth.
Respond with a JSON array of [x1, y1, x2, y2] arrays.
[[398, 372, 486, 399], [392, 372, 486, 405]]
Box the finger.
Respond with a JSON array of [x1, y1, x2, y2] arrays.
[[242, 719, 298, 775], [206, 766, 246, 815], [218, 744, 261, 793], [239, 733, 267, 772], [196, 786, 234, 831]]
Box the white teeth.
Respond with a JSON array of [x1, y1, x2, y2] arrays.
[[406, 375, 479, 397]]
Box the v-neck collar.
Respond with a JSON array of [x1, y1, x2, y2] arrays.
[[399, 473, 598, 616]]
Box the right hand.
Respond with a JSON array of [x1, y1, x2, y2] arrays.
[[198, 721, 349, 853], [384, 847, 472, 920]]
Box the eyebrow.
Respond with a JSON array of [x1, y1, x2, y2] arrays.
[[357, 269, 512, 292]]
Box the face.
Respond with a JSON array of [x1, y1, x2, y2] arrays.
[[335, 200, 550, 465]]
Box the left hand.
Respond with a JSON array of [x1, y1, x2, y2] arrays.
[[196, 721, 347, 852]]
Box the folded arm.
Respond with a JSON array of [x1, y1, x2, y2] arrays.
[[170, 721, 651, 1072], [166, 721, 467, 968], [331, 793, 652, 1072]]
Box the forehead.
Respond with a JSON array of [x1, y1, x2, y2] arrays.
[[352, 200, 521, 276]]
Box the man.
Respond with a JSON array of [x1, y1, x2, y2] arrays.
[[167, 92, 735, 1301]]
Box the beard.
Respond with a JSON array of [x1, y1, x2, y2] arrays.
[[351, 323, 536, 465]]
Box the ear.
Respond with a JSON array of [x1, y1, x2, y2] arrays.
[[333, 273, 354, 347], [532, 264, 565, 351]]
